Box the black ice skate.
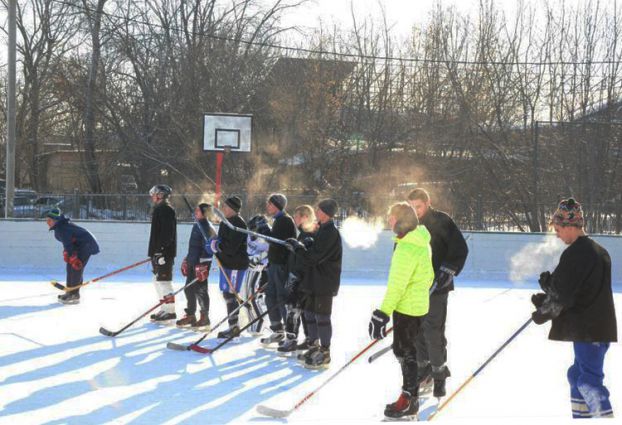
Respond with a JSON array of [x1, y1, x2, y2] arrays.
[[304, 346, 330, 370], [260, 331, 284, 347], [217, 325, 240, 339], [297, 341, 319, 363], [58, 292, 80, 305], [277, 337, 298, 356], [151, 310, 176, 322], [384, 391, 419, 421]]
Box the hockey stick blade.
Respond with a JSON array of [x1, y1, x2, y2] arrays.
[[99, 327, 118, 337], [189, 344, 212, 354], [50, 281, 66, 291], [256, 405, 293, 418], [166, 342, 190, 351]]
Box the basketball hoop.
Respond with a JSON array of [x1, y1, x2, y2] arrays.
[[223, 146, 232, 155]]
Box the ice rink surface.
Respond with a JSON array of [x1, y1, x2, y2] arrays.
[[0, 278, 620, 425]]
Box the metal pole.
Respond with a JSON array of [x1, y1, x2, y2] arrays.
[[5, 0, 17, 218], [533, 121, 539, 231]]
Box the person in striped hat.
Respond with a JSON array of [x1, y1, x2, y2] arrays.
[[531, 197, 617, 418]]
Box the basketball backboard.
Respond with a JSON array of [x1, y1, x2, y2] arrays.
[[203, 113, 252, 152]]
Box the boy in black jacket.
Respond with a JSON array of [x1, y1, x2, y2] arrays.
[[288, 199, 342, 369], [148, 184, 177, 322], [277, 204, 317, 355], [177, 203, 212, 329], [261, 193, 297, 346], [205, 196, 249, 338], [531, 198, 617, 418], [408, 188, 468, 397]]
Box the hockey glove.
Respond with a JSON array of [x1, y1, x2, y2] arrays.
[[531, 292, 547, 308], [302, 236, 314, 249], [285, 238, 305, 253], [194, 264, 210, 281], [368, 309, 390, 340], [204, 238, 221, 255], [69, 254, 83, 271], [285, 272, 301, 294], [531, 295, 563, 325], [181, 257, 188, 277], [435, 264, 456, 291], [538, 271, 553, 294]]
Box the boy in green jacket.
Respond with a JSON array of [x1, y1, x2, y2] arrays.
[[368, 202, 434, 420]]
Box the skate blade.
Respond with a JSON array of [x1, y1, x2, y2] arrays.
[[59, 299, 79, 305], [302, 362, 330, 370], [276, 350, 297, 357], [383, 414, 418, 421], [190, 325, 211, 333]]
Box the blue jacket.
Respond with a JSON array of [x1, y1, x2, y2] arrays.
[[186, 219, 213, 266], [50, 216, 100, 259]]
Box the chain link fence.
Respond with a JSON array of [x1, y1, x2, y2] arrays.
[[3, 191, 621, 234]]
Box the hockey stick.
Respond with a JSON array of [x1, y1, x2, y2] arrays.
[[427, 317, 533, 421], [367, 281, 438, 363], [50, 258, 150, 292], [368, 344, 393, 363], [213, 207, 291, 248], [181, 196, 244, 303], [99, 277, 202, 337], [166, 282, 268, 351], [257, 327, 394, 418], [188, 302, 282, 354]]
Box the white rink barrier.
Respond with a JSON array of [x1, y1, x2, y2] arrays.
[[0, 219, 621, 286]]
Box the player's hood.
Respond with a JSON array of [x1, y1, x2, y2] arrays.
[[393, 225, 431, 248]]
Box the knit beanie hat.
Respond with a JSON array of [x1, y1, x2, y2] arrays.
[[268, 193, 287, 211], [45, 208, 63, 220], [551, 198, 584, 227], [224, 196, 242, 213], [318, 199, 338, 218]]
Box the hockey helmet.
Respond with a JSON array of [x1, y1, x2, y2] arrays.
[[149, 184, 172, 198]]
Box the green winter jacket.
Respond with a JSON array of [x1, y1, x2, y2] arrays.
[[380, 226, 435, 317]]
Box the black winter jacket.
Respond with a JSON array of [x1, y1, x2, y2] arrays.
[[148, 201, 177, 258], [216, 214, 249, 270], [420, 208, 468, 293], [548, 236, 617, 343], [268, 211, 297, 265], [299, 220, 342, 297]]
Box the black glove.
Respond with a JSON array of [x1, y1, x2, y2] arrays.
[[538, 271, 553, 293], [285, 272, 301, 294], [302, 236, 314, 249], [434, 264, 456, 291], [531, 295, 563, 325], [368, 309, 390, 340], [284, 238, 305, 253], [531, 292, 547, 308]]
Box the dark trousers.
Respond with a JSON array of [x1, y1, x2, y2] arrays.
[[568, 342, 613, 418], [184, 263, 210, 315], [303, 294, 333, 348], [265, 263, 288, 331], [66, 255, 90, 294], [393, 311, 423, 395], [414, 292, 448, 368]]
